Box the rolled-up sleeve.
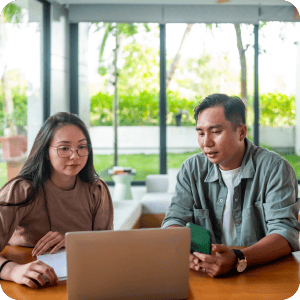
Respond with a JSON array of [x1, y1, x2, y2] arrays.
[[264, 159, 300, 251], [91, 179, 114, 231], [161, 163, 196, 228]]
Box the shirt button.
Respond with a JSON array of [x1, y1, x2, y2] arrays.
[[237, 219, 242, 224], [235, 198, 238, 202], [217, 221, 221, 225], [220, 199, 224, 202]]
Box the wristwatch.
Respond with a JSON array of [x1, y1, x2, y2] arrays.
[[232, 249, 247, 272]]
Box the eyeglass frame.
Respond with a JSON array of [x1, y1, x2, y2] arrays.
[[49, 144, 92, 158]]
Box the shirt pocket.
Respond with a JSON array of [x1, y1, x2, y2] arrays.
[[193, 208, 216, 243], [241, 202, 266, 245]]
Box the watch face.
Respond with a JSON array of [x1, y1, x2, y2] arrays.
[[237, 259, 247, 272]]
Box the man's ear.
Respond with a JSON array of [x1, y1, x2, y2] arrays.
[[239, 124, 247, 141]]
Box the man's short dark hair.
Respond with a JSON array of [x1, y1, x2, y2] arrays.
[[194, 93, 246, 129]]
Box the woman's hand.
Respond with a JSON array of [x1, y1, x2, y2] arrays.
[[3, 260, 58, 288], [32, 231, 65, 257], [189, 244, 236, 277]]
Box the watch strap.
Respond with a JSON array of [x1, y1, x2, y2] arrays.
[[232, 249, 245, 262]]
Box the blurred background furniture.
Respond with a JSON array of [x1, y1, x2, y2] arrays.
[[139, 169, 179, 228]]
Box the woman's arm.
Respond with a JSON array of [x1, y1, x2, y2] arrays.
[[92, 179, 114, 230], [0, 180, 58, 286], [0, 254, 58, 288]]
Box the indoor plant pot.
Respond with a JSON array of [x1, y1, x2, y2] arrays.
[[0, 135, 27, 159]]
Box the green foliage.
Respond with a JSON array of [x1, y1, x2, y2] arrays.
[[90, 90, 199, 127], [91, 91, 295, 128], [11, 85, 27, 130], [95, 23, 140, 76], [175, 52, 239, 97], [118, 42, 159, 94], [247, 93, 295, 127], [260, 93, 295, 127], [0, 83, 27, 135], [2, 3, 23, 23]]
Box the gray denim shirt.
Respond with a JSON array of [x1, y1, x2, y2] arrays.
[[162, 138, 300, 252]]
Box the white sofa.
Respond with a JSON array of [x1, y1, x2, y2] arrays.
[[140, 169, 179, 214], [113, 200, 142, 230]]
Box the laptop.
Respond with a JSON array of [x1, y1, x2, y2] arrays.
[[66, 227, 190, 300]]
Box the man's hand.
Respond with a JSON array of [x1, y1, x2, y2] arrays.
[[189, 253, 201, 271], [32, 231, 65, 257], [4, 260, 58, 288], [190, 244, 236, 277]]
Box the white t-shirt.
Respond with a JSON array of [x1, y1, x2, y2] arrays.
[[219, 167, 241, 246]]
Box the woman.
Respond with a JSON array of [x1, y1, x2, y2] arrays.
[[0, 112, 113, 288]]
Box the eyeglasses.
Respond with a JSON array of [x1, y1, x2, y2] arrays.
[[50, 144, 92, 158]]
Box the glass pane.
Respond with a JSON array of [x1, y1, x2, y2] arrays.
[[86, 22, 159, 182], [256, 22, 298, 179], [0, 0, 43, 188], [166, 22, 299, 181], [166, 23, 246, 171]]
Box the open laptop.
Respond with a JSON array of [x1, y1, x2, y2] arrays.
[[66, 227, 190, 300]]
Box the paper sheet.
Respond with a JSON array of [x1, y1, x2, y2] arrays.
[[292, 251, 300, 263], [37, 250, 67, 281]]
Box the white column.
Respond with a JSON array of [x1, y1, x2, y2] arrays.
[[27, 0, 43, 152], [78, 23, 91, 127], [50, 2, 70, 115]]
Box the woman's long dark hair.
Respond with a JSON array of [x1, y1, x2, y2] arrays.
[[0, 112, 99, 207]]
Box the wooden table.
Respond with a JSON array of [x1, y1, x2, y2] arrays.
[[1, 246, 299, 300]]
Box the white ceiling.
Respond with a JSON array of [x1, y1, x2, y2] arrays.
[[22, 0, 295, 23]]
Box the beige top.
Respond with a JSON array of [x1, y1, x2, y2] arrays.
[[0, 177, 114, 251]]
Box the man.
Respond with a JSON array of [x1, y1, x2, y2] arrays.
[[161, 93, 300, 277]]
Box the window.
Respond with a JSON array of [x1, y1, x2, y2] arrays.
[[0, 0, 43, 187]]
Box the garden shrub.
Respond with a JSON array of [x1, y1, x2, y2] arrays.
[[90, 91, 296, 127], [259, 93, 295, 127], [90, 90, 199, 127]]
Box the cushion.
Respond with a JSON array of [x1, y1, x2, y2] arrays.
[[167, 168, 179, 194], [141, 193, 173, 214]]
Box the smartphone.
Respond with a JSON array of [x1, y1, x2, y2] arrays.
[[186, 222, 211, 254]]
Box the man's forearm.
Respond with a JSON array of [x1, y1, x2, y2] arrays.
[[242, 233, 292, 267]]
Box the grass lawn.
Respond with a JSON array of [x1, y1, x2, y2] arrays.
[[273, 150, 300, 179], [0, 162, 7, 188], [0, 148, 299, 187], [94, 148, 300, 182], [95, 151, 201, 181]]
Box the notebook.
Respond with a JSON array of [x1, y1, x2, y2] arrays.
[[66, 227, 190, 300], [37, 250, 67, 281]]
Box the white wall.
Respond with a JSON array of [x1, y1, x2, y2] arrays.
[[250, 126, 295, 149], [90, 126, 199, 154], [50, 1, 70, 115], [90, 125, 295, 155]]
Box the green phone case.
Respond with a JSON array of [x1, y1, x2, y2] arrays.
[[186, 222, 212, 254]]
